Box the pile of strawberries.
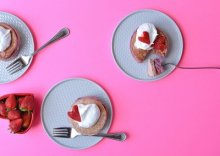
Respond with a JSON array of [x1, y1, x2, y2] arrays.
[[0, 94, 35, 134]]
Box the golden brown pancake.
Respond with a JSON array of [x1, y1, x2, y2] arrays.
[[0, 23, 20, 60], [68, 96, 107, 135], [130, 31, 150, 62]]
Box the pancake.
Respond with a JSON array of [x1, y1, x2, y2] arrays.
[[68, 96, 107, 135], [0, 23, 20, 60], [130, 28, 168, 62], [130, 31, 150, 62]]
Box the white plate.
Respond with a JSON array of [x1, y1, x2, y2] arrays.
[[112, 9, 183, 81], [0, 11, 34, 84], [41, 78, 113, 150]]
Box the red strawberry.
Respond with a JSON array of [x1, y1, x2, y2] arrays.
[[19, 95, 34, 112], [0, 104, 7, 117], [18, 97, 24, 105], [22, 112, 32, 128], [153, 35, 166, 51], [154, 35, 166, 44], [138, 31, 150, 44], [9, 118, 23, 133], [67, 105, 81, 122], [7, 110, 21, 120], [5, 95, 17, 109], [154, 43, 166, 51]]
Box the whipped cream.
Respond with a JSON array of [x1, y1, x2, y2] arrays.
[[0, 26, 11, 52], [134, 23, 158, 50], [76, 104, 100, 128]]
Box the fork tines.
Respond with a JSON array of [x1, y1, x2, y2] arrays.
[[53, 127, 71, 138], [6, 58, 24, 75]]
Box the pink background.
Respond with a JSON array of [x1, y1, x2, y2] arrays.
[[0, 0, 220, 155]]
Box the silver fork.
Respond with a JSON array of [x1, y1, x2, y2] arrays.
[[53, 127, 127, 141], [164, 63, 220, 69], [6, 27, 70, 75]]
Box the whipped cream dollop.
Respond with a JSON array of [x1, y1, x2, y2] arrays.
[[134, 23, 158, 50], [0, 26, 11, 52], [77, 104, 100, 128]]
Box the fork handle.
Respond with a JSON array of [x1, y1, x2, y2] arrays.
[[92, 132, 127, 141], [165, 63, 220, 69], [32, 28, 70, 56]]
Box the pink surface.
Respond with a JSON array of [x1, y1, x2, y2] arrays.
[[0, 0, 220, 155]]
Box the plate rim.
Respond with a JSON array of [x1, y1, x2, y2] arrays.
[[112, 9, 184, 82], [41, 77, 113, 150], [0, 11, 34, 84]]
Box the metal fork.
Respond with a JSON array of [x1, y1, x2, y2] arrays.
[[6, 27, 70, 75], [164, 63, 220, 69], [53, 127, 127, 141]]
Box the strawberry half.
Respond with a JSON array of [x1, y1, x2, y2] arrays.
[[138, 31, 150, 44], [153, 35, 166, 51], [68, 105, 81, 122]]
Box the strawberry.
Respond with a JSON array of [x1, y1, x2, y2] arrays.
[[0, 104, 7, 117], [22, 112, 32, 128], [154, 35, 165, 44], [154, 43, 166, 51], [5, 95, 17, 110], [153, 35, 166, 51], [67, 105, 81, 122], [19, 95, 34, 112], [9, 118, 23, 133], [138, 31, 150, 44], [7, 110, 21, 120], [18, 97, 24, 105]]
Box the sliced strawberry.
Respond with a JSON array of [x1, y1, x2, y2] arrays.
[[153, 35, 166, 51], [154, 43, 166, 51], [0, 104, 7, 117], [22, 112, 32, 128], [19, 95, 34, 112], [7, 110, 21, 120], [9, 118, 23, 133], [67, 105, 81, 122], [138, 31, 150, 44], [5, 95, 17, 110], [154, 35, 165, 44]]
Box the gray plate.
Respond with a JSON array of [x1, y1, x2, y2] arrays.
[[112, 9, 183, 81], [0, 11, 34, 84], [41, 78, 113, 150]]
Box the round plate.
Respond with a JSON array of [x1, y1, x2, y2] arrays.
[[112, 9, 183, 81], [41, 78, 113, 150], [0, 11, 34, 84]]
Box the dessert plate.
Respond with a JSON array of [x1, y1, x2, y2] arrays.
[[41, 78, 113, 149], [112, 9, 183, 81], [0, 11, 34, 84]]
